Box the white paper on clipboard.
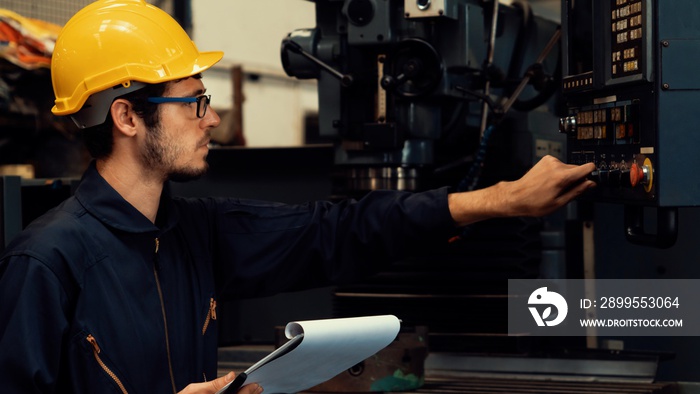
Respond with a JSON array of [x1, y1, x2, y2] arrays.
[[215, 315, 401, 394]]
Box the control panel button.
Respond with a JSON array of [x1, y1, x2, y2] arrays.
[[559, 116, 576, 135], [630, 162, 644, 187]]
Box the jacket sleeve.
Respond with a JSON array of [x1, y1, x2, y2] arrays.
[[176, 187, 455, 300], [0, 254, 72, 393]]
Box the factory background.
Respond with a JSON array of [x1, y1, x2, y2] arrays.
[[3, 1, 700, 393]]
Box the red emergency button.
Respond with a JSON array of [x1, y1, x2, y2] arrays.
[[630, 162, 644, 187]]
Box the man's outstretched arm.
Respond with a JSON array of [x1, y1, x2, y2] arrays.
[[448, 155, 596, 227]]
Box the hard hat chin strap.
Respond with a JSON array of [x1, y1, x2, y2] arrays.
[[71, 81, 148, 129]]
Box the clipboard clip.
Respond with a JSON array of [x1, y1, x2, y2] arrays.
[[222, 372, 247, 394]]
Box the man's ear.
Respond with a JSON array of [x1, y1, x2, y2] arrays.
[[110, 98, 140, 137]]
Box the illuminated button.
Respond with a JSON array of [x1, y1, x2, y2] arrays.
[[630, 14, 641, 27], [616, 32, 623, 43], [559, 116, 576, 135], [632, 27, 642, 39], [616, 124, 626, 139], [594, 125, 607, 139], [611, 107, 620, 122]]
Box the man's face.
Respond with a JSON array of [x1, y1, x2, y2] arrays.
[[140, 77, 220, 182]]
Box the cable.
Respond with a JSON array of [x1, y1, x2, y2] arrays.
[[457, 124, 495, 193]]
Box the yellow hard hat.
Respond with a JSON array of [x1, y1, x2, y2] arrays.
[[51, 0, 223, 117]]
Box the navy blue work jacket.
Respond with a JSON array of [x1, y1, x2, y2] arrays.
[[0, 162, 453, 393]]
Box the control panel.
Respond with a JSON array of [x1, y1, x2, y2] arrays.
[[561, 0, 700, 208], [561, 0, 700, 246], [562, 90, 654, 203]]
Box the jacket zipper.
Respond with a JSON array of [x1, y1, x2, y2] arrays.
[[202, 297, 217, 335], [86, 334, 129, 394], [154, 237, 177, 394]]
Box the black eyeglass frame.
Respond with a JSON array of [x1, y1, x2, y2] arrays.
[[146, 94, 211, 118]]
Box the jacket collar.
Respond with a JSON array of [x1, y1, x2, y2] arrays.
[[74, 161, 179, 234]]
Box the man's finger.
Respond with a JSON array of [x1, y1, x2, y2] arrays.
[[240, 383, 263, 394], [210, 372, 235, 391]]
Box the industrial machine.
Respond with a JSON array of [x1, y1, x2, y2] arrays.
[[282, 0, 563, 198], [279, 0, 587, 361], [274, 1, 700, 390], [560, 0, 700, 248]]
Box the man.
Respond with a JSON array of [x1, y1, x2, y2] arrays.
[[0, 1, 596, 393]]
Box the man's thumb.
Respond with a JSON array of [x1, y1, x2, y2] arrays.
[[212, 372, 235, 390]]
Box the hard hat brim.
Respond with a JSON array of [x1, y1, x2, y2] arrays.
[[51, 50, 224, 117]]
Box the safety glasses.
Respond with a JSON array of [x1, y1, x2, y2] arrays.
[[147, 94, 211, 118]]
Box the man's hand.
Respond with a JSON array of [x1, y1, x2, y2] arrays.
[[178, 372, 263, 394], [448, 155, 596, 226]]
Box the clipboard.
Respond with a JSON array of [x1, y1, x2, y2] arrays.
[[217, 333, 304, 394], [215, 315, 400, 394]]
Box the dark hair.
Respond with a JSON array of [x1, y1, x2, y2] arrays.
[[80, 82, 166, 159], [80, 74, 203, 159]]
